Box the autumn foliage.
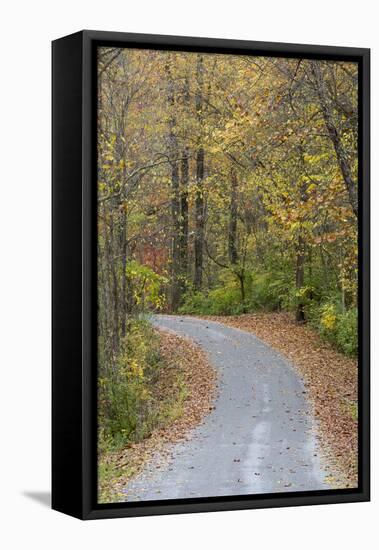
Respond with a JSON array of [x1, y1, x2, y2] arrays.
[[97, 48, 358, 477]]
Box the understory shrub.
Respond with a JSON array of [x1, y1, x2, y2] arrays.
[[317, 303, 358, 356], [179, 269, 294, 315], [179, 270, 357, 357], [179, 287, 245, 315], [98, 318, 185, 453], [179, 270, 246, 315], [248, 270, 294, 311]]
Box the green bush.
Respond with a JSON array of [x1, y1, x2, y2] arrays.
[[98, 315, 193, 454], [208, 286, 247, 314], [316, 302, 358, 356], [179, 269, 358, 358], [178, 290, 213, 314], [249, 270, 294, 311], [179, 286, 245, 315], [179, 270, 248, 316], [179, 269, 294, 315], [335, 308, 358, 356], [98, 318, 163, 453]]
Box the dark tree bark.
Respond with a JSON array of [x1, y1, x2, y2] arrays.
[[194, 147, 204, 291], [120, 206, 128, 338], [295, 234, 306, 323], [194, 54, 205, 291], [178, 73, 190, 298], [311, 61, 358, 218], [237, 273, 245, 303], [170, 159, 181, 309], [179, 147, 189, 291], [166, 57, 181, 311], [295, 150, 308, 324], [228, 167, 238, 265]]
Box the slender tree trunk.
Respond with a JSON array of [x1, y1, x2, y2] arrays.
[[120, 207, 128, 338], [166, 57, 181, 310], [311, 61, 358, 218], [108, 210, 120, 351], [194, 147, 204, 290], [228, 167, 238, 265], [178, 73, 190, 298], [99, 206, 111, 360], [194, 54, 205, 291], [237, 273, 245, 302], [179, 148, 189, 294], [295, 234, 306, 323], [307, 246, 314, 302], [170, 160, 181, 309]]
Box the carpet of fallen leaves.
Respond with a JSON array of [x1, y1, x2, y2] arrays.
[[202, 312, 358, 488], [98, 329, 217, 502]]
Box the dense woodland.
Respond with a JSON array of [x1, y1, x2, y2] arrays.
[[97, 48, 358, 452]]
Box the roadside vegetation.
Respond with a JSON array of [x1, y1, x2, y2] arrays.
[[98, 330, 216, 503], [179, 276, 357, 357]]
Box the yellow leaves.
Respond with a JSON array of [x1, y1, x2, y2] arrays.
[[304, 152, 329, 165], [128, 359, 145, 380], [224, 120, 234, 131], [126, 260, 168, 311], [321, 305, 337, 331], [294, 286, 314, 301], [288, 220, 304, 234]]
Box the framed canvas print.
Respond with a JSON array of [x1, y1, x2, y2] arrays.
[[52, 30, 370, 519]]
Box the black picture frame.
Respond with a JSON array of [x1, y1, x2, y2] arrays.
[[52, 30, 370, 520]]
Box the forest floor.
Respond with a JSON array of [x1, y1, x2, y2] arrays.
[[98, 328, 217, 503], [201, 312, 358, 487]]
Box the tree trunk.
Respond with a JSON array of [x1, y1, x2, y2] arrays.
[[179, 148, 189, 294], [194, 54, 205, 291], [120, 207, 128, 338], [237, 272, 245, 303], [295, 234, 306, 323], [194, 147, 204, 291], [228, 167, 238, 265], [178, 73, 190, 297], [109, 210, 120, 351], [170, 160, 181, 310], [166, 56, 181, 311]]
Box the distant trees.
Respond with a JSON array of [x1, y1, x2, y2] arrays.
[[97, 48, 358, 365]]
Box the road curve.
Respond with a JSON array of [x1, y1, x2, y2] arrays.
[[122, 315, 329, 501]]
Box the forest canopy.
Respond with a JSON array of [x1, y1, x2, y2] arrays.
[[97, 48, 358, 453]]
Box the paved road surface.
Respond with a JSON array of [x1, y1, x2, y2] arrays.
[[122, 315, 329, 501]]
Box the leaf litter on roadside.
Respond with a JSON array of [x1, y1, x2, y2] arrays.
[[201, 312, 358, 488], [99, 329, 217, 502]]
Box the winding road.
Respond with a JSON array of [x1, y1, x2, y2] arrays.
[[122, 315, 329, 501]]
